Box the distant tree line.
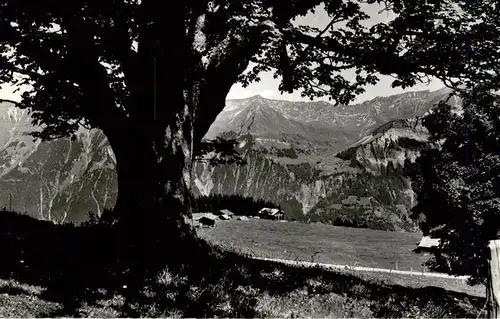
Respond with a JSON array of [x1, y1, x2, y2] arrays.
[[332, 218, 368, 229], [194, 194, 280, 217], [309, 213, 370, 230]]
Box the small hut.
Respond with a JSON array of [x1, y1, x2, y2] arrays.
[[193, 213, 218, 228], [219, 209, 234, 218], [199, 216, 216, 227], [414, 236, 440, 253]]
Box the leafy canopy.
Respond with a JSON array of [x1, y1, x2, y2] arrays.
[[0, 0, 495, 144]]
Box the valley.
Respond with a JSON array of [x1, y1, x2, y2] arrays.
[[0, 87, 461, 230]]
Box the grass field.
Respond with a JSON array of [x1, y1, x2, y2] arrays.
[[197, 219, 430, 271], [197, 218, 486, 298]]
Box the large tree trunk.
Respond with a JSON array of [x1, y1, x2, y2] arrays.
[[103, 100, 198, 285]]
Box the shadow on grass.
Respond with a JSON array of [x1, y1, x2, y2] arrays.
[[0, 210, 122, 316], [200, 251, 485, 318], [0, 285, 31, 296], [0, 210, 487, 318]]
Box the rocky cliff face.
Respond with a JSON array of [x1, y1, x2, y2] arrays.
[[0, 88, 458, 230], [0, 103, 116, 223], [337, 118, 430, 176], [307, 118, 431, 231], [303, 93, 461, 231]]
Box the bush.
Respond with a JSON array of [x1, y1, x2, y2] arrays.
[[81, 209, 117, 228]]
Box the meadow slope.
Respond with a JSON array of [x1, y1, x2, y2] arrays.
[[197, 219, 428, 271], [197, 219, 486, 298]]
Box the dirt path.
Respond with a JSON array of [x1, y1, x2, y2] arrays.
[[253, 256, 470, 280]]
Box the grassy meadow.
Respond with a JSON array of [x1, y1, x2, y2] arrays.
[[197, 219, 429, 271], [197, 218, 486, 298]]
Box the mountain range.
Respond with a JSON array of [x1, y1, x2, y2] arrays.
[[0, 87, 460, 230]]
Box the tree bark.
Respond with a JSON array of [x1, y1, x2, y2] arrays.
[[102, 100, 198, 284], [488, 240, 500, 318]]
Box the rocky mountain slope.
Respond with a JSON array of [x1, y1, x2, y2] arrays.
[[0, 87, 458, 230], [0, 102, 116, 223], [193, 88, 459, 231], [193, 120, 427, 230]]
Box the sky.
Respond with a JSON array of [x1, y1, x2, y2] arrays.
[[0, 3, 445, 106]]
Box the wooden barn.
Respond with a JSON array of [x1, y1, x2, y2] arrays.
[[192, 213, 218, 228], [258, 208, 285, 221], [198, 216, 216, 227]]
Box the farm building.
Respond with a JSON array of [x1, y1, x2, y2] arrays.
[[219, 209, 234, 217], [219, 214, 231, 220], [192, 213, 218, 228], [198, 216, 217, 227], [258, 208, 285, 221], [414, 236, 441, 253], [236, 215, 249, 221]]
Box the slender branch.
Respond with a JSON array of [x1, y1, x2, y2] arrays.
[[0, 98, 20, 105], [78, 119, 92, 130], [308, 80, 329, 93], [249, 58, 277, 69], [299, 56, 356, 71], [304, 15, 341, 49]]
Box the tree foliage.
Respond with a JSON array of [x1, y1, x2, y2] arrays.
[[194, 136, 246, 166], [1, 0, 494, 142], [369, 0, 500, 90], [407, 86, 500, 285]]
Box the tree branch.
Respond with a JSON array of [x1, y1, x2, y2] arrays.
[[286, 29, 421, 77], [194, 28, 265, 147], [249, 58, 277, 69], [0, 98, 20, 105], [295, 15, 343, 63], [1, 64, 43, 80], [107, 11, 141, 111]]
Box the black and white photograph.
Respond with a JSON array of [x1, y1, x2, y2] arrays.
[[0, 0, 497, 317]]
